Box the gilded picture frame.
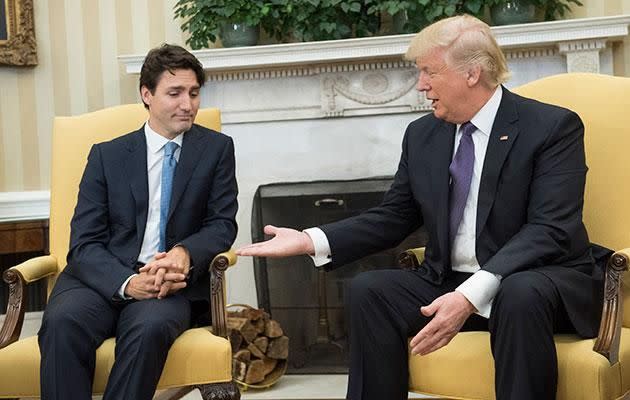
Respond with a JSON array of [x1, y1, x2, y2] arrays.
[[0, 0, 37, 66]]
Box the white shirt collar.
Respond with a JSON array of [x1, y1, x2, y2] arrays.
[[144, 121, 184, 155], [459, 86, 503, 137]]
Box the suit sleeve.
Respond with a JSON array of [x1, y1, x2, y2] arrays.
[[483, 110, 588, 277], [66, 145, 135, 300], [179, 137, 238, 283], [320, 125, 423, 269]]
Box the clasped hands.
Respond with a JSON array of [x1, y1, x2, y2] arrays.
[[124, 246, 190, 300]]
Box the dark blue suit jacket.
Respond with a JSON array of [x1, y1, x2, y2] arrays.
[[320, 88, 606, 337], [61, 123, 238, 305]]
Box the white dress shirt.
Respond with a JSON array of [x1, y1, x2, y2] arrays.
[[305, 86, 504, 318], [118, 122, 183, 298]]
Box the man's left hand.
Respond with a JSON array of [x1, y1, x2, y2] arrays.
[[409, 291, 476, 356]]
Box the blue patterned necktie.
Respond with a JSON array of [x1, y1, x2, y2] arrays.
[[449, 121, 476, 245], [159, 141, 179, 252]]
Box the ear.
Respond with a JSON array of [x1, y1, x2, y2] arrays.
[[140, 86, 152, 107], [466, 65, 482, 87]]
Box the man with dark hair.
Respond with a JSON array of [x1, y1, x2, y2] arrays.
[[238, 15, 606, 400], [38, 43, 238, 400]]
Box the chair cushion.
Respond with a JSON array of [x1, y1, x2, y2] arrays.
[[0, 327, 231, 398], [408, 329, 630, 400]]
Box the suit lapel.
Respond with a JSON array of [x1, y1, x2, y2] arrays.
[[168, 126, 205, 221], [124, 128, 149, 245], [476, 88, 519, 238], [430, 120, 456, 258]]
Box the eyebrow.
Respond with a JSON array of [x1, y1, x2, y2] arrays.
[[167, 85, 200, 91]]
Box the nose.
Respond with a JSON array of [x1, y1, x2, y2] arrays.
[[180, 95, 192, 111], [416, 72, 430, 92]]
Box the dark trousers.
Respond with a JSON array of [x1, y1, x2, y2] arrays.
[[38, 272, 191, 400], [346, 268, 574, 400]]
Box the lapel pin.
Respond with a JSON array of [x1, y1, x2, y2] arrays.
[[499, 135, 509, 141]]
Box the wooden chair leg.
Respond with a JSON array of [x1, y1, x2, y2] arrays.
[[196, 381, 241, 400]]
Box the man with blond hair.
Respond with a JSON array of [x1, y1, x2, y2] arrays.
[[238, 15, 605, 400]]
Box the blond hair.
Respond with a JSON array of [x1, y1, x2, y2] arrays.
[[405, 15, 510, 87]]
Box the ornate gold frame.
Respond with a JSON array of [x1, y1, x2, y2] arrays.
[[0, 0, 37, 66]]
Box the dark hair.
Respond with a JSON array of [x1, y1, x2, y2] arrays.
[[139, 43, 206, 109]]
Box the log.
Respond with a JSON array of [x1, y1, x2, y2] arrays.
[[232, 359, 247, 382], [247, 342, 266, 359], [231, 307, 265, 321], [253, 317, 266, 334], [228, 316, 258, 343], [244, 359, 266, 384], [234, 349, 251, 362], [261, 357, 278, 376], [267, 336, 289, 359], [228, 330, 243, 354], [264, 319, 284, 338], [254, 336, 269, 353]]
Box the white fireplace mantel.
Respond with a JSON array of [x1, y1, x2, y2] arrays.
[[120, 15, 630, 74], [119, 15, 630, 125]]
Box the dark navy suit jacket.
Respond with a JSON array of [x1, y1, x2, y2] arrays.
[[61, 123, 238, 306], [320, 88, 606, 337]]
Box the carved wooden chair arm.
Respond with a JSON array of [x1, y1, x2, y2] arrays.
[[209, 249, 238, 338], [397, 247, 426, 269], [0, 255, 58, 349], [594, 248, 630, 365]]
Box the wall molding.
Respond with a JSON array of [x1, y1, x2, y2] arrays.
[[0, 191, 50, 222]]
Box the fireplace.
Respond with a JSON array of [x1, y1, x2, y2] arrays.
[[251, 177, 426, 373]]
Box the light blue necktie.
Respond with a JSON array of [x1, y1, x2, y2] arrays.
[[159, 141, 179, 252]]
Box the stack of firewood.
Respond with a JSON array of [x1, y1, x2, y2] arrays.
[[227, 307, 289, 385]]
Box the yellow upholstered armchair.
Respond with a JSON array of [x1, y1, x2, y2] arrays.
[[0, 105, 240, 400], [399, 73, 630, 400]]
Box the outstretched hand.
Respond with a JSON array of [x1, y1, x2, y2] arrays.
[[236, 225, 315, 257]]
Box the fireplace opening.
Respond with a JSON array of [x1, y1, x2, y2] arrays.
[[251, 177, 427, 374]]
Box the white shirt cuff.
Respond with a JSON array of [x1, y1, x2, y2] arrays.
[[304, 227, 332, 267], [118, 274, 137, 299], [455, 270, 502, 319]]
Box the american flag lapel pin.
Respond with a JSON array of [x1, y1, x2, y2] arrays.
[[499, 135, 509, 141]]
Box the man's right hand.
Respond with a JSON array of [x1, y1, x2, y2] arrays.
[[124, 273, 187, 300], [124, 273, 159, 300], [236, 225, 315, 257]]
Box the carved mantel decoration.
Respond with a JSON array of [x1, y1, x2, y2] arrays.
[[0, 0, 37, 67]]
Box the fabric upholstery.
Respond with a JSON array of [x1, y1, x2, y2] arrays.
[[0, 105, 228, 398], [409, 330, 630, 400], [513, 74, 630, 328], [10, 255, 58, 283], [408, 73, 630, 400], [0, 328, 231, 397]]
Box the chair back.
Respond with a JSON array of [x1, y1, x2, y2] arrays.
[[48, 104, 221, 293], [513, 73, 630, 326]]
